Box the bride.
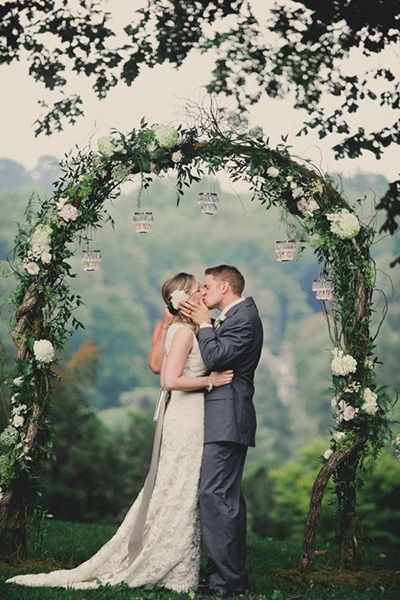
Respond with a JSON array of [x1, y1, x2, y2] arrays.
[[6, 272, 233, 592]]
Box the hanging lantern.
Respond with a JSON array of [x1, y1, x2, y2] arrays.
[[274, 240, 298, 262], [133, 211, 154, 233], [198, 192, 219, 215], [312, 278, 334, 301], [82, 249, 101, 272]]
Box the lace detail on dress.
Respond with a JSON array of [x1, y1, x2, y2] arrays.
[[6, 322, 207, 593]]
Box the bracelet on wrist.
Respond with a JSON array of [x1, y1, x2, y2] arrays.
[[206, 376, 214, 392]]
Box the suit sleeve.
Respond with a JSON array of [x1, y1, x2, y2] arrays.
[[197, 314, 253, 370]]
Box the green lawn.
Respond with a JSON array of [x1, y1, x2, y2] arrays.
[[1, 520, 399, 599]]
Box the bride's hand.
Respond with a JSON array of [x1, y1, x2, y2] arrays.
[[210, 370, 234, 387]]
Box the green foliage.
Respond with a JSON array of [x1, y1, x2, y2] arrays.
[[40, 380, 154, 523], [244, 440, 400, 547]]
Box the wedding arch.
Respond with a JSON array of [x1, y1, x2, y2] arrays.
[[0, 119, 394, 568]]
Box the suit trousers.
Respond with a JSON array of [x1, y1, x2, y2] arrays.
[[199, 441, 248, 593]]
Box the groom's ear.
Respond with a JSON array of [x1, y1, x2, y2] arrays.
[[221, 281, 230, 295]]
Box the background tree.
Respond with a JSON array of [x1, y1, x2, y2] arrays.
[[1, 1, 399, 260]]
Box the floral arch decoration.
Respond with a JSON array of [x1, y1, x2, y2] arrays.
[[0, 120, 395, 566]]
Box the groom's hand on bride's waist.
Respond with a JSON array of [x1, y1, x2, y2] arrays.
[[180, 298, 211, 326]]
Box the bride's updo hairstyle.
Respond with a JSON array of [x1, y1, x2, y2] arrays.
[[162, 272, 199, 327]]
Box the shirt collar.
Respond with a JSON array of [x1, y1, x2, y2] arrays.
[[219, 297, 246, 319]]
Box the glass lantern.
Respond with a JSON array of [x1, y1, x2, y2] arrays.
[[198, 192, 219, 215], [274, 240, 298, 262], [82, 249, 101, 272], [133, 211, 154, 233], [312, 278, 334, 301]]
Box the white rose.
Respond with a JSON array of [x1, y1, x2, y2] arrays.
[[292, 187, 303, 199], [153, 125, 179, 148], [323, 449, 333, 460], [266, 166, 280, 178], [13, 377, 24, 387], [25, 261, 40, 276], [12, 415, 24, 428], [58, 204, 79, 222], [171, 150, 183, 163], [41, 251, 52, 265], [361, 387, 379, 415], [249, 126, 264, 139], [170, 289, 190, 310], [33, 339, 55, 363], [333, 431, 346, 442], [331, 348, 357, 376]]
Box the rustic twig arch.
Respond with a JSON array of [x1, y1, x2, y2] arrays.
[[0, 121, 393, 569]]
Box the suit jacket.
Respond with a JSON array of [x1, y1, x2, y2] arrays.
[[197, 297, 263, 447]]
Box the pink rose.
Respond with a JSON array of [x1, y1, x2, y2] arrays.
[[25, 261, 39, 275], [338, 400, 358, 422], [171, 150, 183, 163], [297, 198, 319, 214], [41, 251, 52, 264], [58, 204, 79, 222], [12, 415, 25, 428]]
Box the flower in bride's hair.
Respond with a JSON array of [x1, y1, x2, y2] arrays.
[[170, 289, 190, 310]]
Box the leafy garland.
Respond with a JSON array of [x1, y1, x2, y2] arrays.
[[0, 119, 396, 537]]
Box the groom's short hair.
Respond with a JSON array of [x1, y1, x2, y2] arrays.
[[205, 265, 245, 296]]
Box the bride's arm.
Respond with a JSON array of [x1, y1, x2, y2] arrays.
[[161, 327, 210, 392]]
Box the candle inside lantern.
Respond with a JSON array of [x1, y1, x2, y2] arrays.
[[198, 192, 219, 215], [82, 249, 101, 271], [133, 211, 154, 233], [274, 241, 297, 262]]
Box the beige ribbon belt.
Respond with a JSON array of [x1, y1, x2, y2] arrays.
[[127, 388, 171, 563]]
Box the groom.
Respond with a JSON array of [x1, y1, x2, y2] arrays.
[[181, 265, 263, 597]]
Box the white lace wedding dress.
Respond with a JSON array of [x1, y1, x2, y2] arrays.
[[7, 323, 206, 592]]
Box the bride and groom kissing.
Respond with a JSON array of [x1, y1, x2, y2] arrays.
[[7, 264, 264, 597]]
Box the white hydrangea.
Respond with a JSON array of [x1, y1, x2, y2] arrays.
[[170, 289, 190, 310], [30, 224, 52, 258], [331, 348, 357, 376], [33, 339, 55, 363], [326, 209, 360, 239], [97, 134, 124, 156], [361, 387, 379, 415], [153, 125, 179, 148]]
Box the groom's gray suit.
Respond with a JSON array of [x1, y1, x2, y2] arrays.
[[197, 296, 263, 594]]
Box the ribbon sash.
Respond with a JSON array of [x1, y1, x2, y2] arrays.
[[127, 388, 171, 563]]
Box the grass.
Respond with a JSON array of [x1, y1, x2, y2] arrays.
[[0, 520, 399, 599]]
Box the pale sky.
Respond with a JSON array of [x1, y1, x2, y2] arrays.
[[0, 0, 398, 182]]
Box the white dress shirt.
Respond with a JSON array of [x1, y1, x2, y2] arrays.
[[200, 297, 246, 329]]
